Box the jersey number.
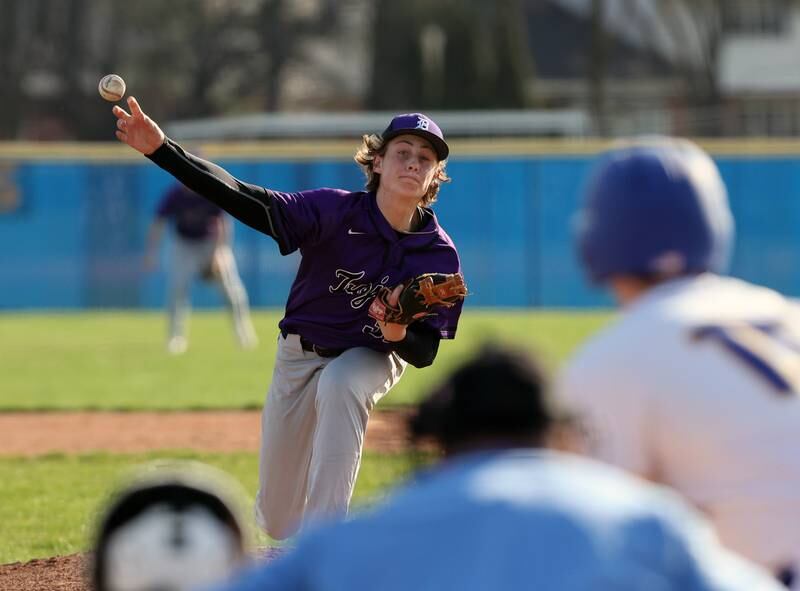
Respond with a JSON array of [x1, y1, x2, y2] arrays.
[[691, 323, 800, 396]]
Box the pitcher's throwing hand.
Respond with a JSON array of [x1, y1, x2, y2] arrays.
[[113, 97, 165, 155]]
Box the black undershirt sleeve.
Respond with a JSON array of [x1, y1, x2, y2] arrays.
[[392, 323, 441, 368], [146, 138, 291, 253]]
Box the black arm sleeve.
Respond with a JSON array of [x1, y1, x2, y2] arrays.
[[146, 138, 291, 253], [391, 323, 441, 368]]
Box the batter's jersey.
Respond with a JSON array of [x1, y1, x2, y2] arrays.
[[557, 273, 800, 570], [156, 184, 223, 241], [267, 188, 463, 352], [205, 450, 781, 591]]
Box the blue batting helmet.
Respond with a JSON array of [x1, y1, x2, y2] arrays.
[[574, 137, 734, 283]]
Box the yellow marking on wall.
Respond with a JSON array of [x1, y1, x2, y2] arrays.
[[3, 138, 800, 162]]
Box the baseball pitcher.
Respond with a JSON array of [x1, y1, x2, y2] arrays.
[[113, 97, 467, 540]]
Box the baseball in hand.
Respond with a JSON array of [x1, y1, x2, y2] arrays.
[[98, 74, 126, 102]]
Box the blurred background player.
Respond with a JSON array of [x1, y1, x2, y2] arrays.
[[145, 181, 258, 354], [113, 97, 465, 540], [202, 344, 783, 591], [92, 461, 252, 591], [558, 137, 800, 588]]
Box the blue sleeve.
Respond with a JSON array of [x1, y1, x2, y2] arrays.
[[675, 526, 783, 590], [632, 496, 783, 591]]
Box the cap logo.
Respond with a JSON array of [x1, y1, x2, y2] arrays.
[[415, 116, 430, 131]]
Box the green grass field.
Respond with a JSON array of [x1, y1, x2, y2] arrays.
[[0, 309, 612, 410], [0, 309, 612, 564], [0, 451, 422, 564]]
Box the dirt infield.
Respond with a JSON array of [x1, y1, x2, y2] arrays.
[[0, 409, 411, 591], [0, 409, 412, 456], [0, 554, 87, 591]]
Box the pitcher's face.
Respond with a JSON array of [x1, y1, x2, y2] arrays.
[[374, 134, 439, 200]]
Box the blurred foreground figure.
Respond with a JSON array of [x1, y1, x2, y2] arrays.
[[203, 345, 781, 591], [92, 461, 251, 591], [558, 137, 800, 588]]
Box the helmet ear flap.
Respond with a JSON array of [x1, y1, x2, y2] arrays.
[[575, 137, 734, 284]]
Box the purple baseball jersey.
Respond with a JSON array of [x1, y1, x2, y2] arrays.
[[268, 188, 463, 351], [156, 184, 223, 240]]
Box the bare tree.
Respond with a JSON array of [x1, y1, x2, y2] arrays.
[[117, 1, 270, 121], [622, 0, 725, 135], [0, 0, 339, 140], [589, 0, 610, 135], [367, 0, 534, 111], [366, 0, 426, 110], [0, 1, 90, 139], [253, 0, 343, 112], [0, 2, 32, 138], [658, 0, 725, 135]]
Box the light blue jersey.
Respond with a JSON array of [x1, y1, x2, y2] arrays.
[[204, 450, 781, 591]]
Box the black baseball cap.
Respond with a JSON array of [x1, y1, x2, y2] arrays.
[[381, 113, 449, 161], [409, 343, 570, 450]]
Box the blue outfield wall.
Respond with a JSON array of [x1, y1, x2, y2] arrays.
[[1, 145, 800, 310]]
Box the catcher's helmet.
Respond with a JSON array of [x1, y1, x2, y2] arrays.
[[574, 137, 734, 283], [92, 462, 249, 591]]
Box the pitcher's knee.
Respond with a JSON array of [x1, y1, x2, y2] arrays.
[[317, 366, 366, 412]]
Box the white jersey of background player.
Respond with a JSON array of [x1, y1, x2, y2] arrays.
[[557, 137, 800, 587]]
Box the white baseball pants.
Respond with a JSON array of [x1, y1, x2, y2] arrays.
[[255, 332, 406, 540]]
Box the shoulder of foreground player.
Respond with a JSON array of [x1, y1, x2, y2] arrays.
[[554, 309, 672, 412], [651, 274, 794, 324], [710, 274, 793, 310], [562, 309, 643, 372], [490, 454, 786, 591], [205, 451, 782, 591]]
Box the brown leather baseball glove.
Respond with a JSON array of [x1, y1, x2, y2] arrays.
[[368, 272, 467, 325]]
